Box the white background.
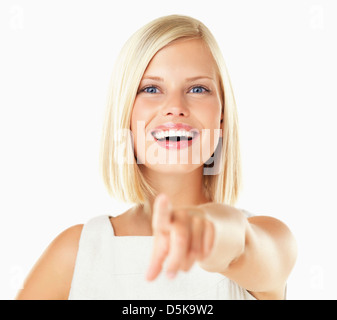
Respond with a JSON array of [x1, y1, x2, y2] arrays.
[[0, 0, 336, 300]]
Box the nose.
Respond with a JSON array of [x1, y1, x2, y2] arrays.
[[161, 93, 190, 117]]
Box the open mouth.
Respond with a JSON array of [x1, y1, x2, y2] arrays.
[[151, 130, 199, 149], [153, 136, 193, 142]]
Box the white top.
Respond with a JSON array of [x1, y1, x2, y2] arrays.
[[68, 212, 256, 300]]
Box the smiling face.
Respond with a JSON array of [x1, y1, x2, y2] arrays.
[[130, 38, 223, 175]]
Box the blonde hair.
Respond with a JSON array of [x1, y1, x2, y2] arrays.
[[99, 14, 242, 206]]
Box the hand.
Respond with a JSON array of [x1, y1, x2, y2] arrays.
[[146, 193, 215, 281]]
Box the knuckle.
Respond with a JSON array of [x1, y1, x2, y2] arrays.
[[174, 210, 189, 223], [181, 259, 194, 272], [161, 246, 169, 257], [190, 245, 200, 256], [187, 251, 197, 265], [196, 251, 205, 261], [192, 215, 204, 228], [174, 232, 188, 245], [172, 224, 189, 243]]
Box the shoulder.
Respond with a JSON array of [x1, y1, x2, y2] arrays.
[[51, 224, 84, 248], [16, 224, 84, 300], [49, 224, 84, 262]]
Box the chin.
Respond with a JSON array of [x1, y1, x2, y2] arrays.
[[141, 162, 204, 175]]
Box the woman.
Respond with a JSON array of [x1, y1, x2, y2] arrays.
[[16, 15, 297, 300]]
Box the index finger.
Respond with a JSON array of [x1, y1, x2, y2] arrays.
[[146, 194, 173, 281], [152, 193, 173, 235]]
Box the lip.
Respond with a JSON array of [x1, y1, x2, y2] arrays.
[[150, 122, 200, 150], [151, 122, 199, 134]]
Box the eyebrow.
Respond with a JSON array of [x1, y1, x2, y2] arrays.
[[141, 75, 215, 82]]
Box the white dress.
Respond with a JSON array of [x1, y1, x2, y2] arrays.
[[68, 212, 256, 300]]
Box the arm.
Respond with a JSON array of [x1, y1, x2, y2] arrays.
[[15, 224, 83, 300], [197, 203, 297, 300]]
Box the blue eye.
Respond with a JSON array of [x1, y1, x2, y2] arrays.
[[142, 86, 159, 94], [190, 86, 209, 93]]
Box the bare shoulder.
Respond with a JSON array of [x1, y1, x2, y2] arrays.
[[16, 224, 84, 300]]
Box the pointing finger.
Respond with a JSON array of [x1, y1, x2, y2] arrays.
[[146, 194, 173, 281], [146, 233, 169, 281], [166, 210, 190, 278], [152, 193, 172, 235]]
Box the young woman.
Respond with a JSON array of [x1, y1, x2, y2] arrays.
[[16, 15, 297, 300]]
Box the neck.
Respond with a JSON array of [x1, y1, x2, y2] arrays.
[[139, 165, 211, 219]]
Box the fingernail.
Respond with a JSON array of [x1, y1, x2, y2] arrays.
[[158, 193, 166, 200], [160, 193, 168, 204], [146, 268, 153, 281], [166, 271, 176, 279]]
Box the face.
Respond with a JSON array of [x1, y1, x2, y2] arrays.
[[130, 38, 223, 174]]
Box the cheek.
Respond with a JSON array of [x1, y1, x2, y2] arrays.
[[131, 100, 150, 134], [197, 100, 222, 152], [130, 100, 154, 161], [131, 100, 142, 130], [197, 99, 222, 128]]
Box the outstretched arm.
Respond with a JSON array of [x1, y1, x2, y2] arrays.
[[197, 202, 297, 299], [146, 194, 297, 300]]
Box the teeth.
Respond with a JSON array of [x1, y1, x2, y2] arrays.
[[152, 130, 196, 140]]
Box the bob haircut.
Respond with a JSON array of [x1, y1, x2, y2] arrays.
[[99, 14, 242, 206]]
